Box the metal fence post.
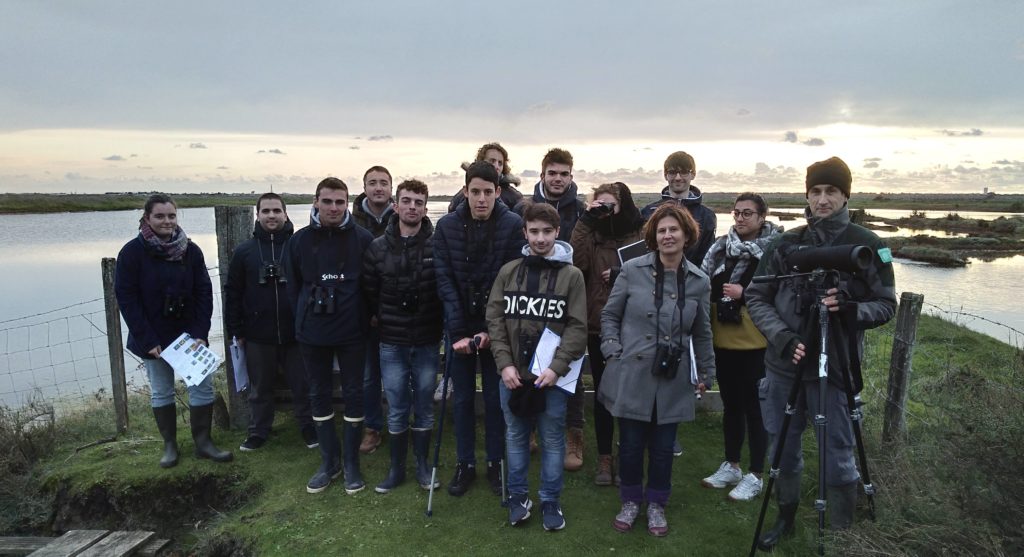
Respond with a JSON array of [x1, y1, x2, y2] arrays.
[[102, 257, 129, 434], [883, 291, 924, 442], [215, 205, 254, 430]]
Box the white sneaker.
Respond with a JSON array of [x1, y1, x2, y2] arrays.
[[701, 461, 743, 488], [728, 473, 764, 501], [433, 378, 453, 403]]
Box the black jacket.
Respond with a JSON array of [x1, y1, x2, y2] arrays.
[[640, 185, 718, 266], [352, 192, 394, 238], [446, 175, 523, 213], [362, 215, 443, 346], [514, 181, 585, 242], [283, 210, 374, 346], [224, 220, 296, 344], [434, 199, 526, 341], [115, 235, 213, 359]]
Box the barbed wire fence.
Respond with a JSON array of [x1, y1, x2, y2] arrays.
[[0, 266, 225, 420]]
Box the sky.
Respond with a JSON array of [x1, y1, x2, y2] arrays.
[[1, 1, 1022, 196]]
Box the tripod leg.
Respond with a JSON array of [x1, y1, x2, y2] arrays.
[[813, 303, 830, 557], [846, 391, 876, 520], [750, 376, 803, 556], [426, 343, 453, 517]]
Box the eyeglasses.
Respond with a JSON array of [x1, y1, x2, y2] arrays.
[[732, 209, 759, 220], [665, 169, 693, 177]]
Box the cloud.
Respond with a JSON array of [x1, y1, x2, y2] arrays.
[[736, 108, 751, 116], [190, 142, 208, 149], [256, 148, 286, 155], [864, 161, 880, 168], [216, 166, 229, 170], [802, 137, 825, 146], [367, 135, 393, 142], [994, 159, 1014, 165], [65, 172, 82, 180], [349, 145, 360, 150], [103, 154, 125, 161], [864, 157, 882, 162], [783, 131, 799, 143], [130, 153, 138, 158], [939, 128, 984, 137], [520, 170, 539, 178]]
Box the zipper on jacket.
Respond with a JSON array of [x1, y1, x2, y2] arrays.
[[271, 233, 282, 345]]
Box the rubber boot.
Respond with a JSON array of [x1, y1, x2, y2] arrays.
[[828, 481, 858, 530], [375, 430, 408, 494], [412, 430, 439, 489], [342, 421, 366, 494], [190, 404, 233, 462], [758, 473, 801, 551], [307, 417, 342, 494], [152, 404, 179, 468]]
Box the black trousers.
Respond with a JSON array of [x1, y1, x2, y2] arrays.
[[299, 342, 366, 421], [245, 340, 312, 438], [588, 334, 615, 455], [715, 347, 767, 473]]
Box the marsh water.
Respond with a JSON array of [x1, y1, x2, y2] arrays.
[[2, 204, 1022, 408]]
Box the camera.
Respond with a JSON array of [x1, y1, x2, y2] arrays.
[[465, 284, 488, 319], [716, 297, 742, 323], [162, 294, 186, 319], [517, 332, 538, 369], [259, 262, 287, 285], [587, 202, 615, 217], [400, 291, 419, 313], [311, 286, 336, 315], [651, 343, 683, 379]]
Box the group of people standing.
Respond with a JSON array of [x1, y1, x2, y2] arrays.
[[114, 144, 894, 546]]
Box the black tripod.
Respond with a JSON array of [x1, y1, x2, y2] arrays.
[[748, 269, 877, 556]]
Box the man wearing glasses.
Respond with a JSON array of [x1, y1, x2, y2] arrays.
[[641, 151, 717, 266]]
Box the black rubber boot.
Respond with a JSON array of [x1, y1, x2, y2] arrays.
[[307, 417, 342, 494], [152, 404, 179, 468], [375, 430, 408, 494], [412, 430, 438, 490], [758, 473, 801, 551], [190, 404, 233, 462], [342, 421, 366, 494], [828, 481, 858, 530]]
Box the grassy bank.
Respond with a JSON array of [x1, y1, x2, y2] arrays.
[[2, 313, 1021, 556], [4, 192, 1024, 215]]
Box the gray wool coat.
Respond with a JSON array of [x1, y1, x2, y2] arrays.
[[597, 252, 716, 424]]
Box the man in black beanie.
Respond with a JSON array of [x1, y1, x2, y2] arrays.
[[745, 156, 896, 549]]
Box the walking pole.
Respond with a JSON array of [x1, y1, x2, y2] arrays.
[[426, 338, 454, 517]]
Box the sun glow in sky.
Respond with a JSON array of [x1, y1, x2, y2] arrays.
[[1, 2, 1022, 195]]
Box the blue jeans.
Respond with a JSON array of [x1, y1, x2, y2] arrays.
[[363, 329, 384, 431], [145, 357, 214, 407], [448, 341, 504, 464], [500, 381, 568, 503], [618, 416, 678, 506], [380, 342, 438, 433]]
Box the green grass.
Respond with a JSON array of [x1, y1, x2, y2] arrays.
[[7, 313, 1022, 555]]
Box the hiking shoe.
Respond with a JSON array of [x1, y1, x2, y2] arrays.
[[359, 429, 382, 454], [612, 501, 640, 532], [594, 454, 614, 486], [647, 503, 669, 537], [487, 460, 503, 495], [447, 463, 476, 496], [729, 473, 764, 502], [301, 426, 319, 449], [433, 378, 453, 402], [672, 440, 684, 457], [542, 501, 566, 531], [564, 427, 584, 471], [702, 461, 743, 488], [508, 494, 533, 526], [239, 435, 266, 452]]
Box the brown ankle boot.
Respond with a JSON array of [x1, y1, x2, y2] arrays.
[[564, 427, 584, 471], [594, 454, 613, 486]]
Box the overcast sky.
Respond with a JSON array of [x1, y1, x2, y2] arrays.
[[2, 1, 1022, 195]]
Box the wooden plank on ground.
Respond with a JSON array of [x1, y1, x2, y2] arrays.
[[28, 530, 108, 557], [137, 538, 170, 557], [0, 536, 51, 555], [77, 531, 154, 557]]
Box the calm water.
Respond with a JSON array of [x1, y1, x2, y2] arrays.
[[2, 203, 1022, 407]]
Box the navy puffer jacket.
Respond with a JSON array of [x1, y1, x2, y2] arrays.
[[434, 200, 525, 341]]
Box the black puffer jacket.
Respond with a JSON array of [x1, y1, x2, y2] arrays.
[[283, 209, 374, 346], [514, 181, 585, 242], [434, 199, 525, 341], [352, 192, 395, 238], [224, 220, 296, 344], [362, 215, 443, 345], [640, 185, 718, 266], [446, 175, 523, 213]]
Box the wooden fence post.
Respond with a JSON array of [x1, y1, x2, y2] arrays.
[[215, 206, 254, 430], [883, 291, 925, 442], [101, 257, 129, 434]]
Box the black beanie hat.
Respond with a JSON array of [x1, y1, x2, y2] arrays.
[[805, 157, 852, 198]]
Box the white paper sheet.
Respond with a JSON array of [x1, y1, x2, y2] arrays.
[[161, 332, 223, 387], [529, 327, 584, 395]]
